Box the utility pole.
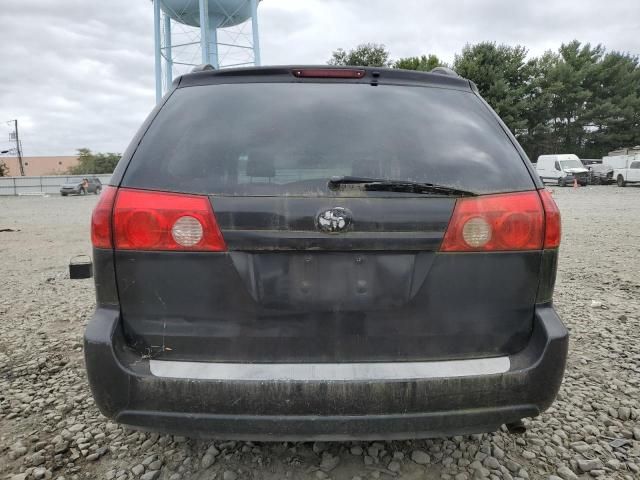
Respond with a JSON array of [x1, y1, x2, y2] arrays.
[[14, 120, 25, 176]]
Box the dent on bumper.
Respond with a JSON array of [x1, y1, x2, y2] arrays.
[[84, 306, 568, 440]]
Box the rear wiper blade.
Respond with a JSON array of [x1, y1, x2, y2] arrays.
[[328, 176, 476, 197]]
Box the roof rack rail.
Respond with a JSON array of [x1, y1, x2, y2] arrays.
[[430, 67, 460, 77], [192, 64, 216, 73]]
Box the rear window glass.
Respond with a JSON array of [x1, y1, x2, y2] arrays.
[[123, 82, 534, 195]]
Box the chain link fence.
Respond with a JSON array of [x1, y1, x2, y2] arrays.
[[0, 174, 112, 196]]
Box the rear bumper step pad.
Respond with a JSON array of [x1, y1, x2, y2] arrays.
[[148, 357, 510, 381]]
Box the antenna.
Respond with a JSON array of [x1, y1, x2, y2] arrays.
[[152, 0, 263, 103]]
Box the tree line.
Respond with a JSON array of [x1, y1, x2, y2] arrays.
[[68, 148, 121, 175], [3, 41, 636, 177], [329, 41, 640, 161]]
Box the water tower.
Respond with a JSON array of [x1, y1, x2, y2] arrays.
[[152, 0, 262, 102]]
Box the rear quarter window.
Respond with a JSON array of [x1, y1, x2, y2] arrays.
[[122, 82, 535, 195]]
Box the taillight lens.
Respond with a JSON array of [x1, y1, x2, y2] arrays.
[[91, 185, 117, 248], [441, 191, 545, 252], [539, 189, 561, 248], [113, 189, 226, 251]]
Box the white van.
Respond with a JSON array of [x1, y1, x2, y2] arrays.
[[536, 154, 589, 186]]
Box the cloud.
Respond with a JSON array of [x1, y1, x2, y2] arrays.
[[0, 0, 154, 156], [0, 0, 638, 156]]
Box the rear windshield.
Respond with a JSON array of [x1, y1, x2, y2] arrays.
[[122, 82, 534, 195]]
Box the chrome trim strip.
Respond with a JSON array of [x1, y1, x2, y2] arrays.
[[149, 356, 510, 381]]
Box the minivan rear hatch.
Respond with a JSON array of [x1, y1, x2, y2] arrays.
[[113, 76, 542, 363]]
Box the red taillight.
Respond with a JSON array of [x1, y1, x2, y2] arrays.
[[292, 68, 366, 79], [113, 189, 226, 251], [539, 189, 561, 248], [440, 191, 545, 252], [91, 186, 117, 248]]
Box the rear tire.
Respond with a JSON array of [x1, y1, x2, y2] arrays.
[[617, 175, 626, 187], [61, 193, 68, 197], [95, 187, 101, 195]]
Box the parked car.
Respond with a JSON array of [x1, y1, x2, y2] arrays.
[[587, 164, 614, 185], [536, 154, 589, 186], [85, 66, 567, 440], [60, 177, 102, 196]]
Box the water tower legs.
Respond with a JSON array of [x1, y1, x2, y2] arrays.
[[153, 0, 162, 103], [208, 16, 220, 69], [197, 0, 219, 68], [152, 0, 261, 102], [163, 14, 173, 89], [198, 0, 210, 66], [251, 0, 261, 66]]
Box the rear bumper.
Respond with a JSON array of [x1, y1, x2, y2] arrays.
[[84, 306, 568, 440]]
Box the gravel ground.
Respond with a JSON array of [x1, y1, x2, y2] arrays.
[[1, 186, 639, 480]]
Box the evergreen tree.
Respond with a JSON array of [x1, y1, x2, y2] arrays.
[[453, 42, 532, 137]]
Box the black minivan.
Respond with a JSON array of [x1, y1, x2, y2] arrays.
[[85, 66, 568, 440]]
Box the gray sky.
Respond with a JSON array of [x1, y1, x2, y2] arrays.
[[1, 0, 639, 157]]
